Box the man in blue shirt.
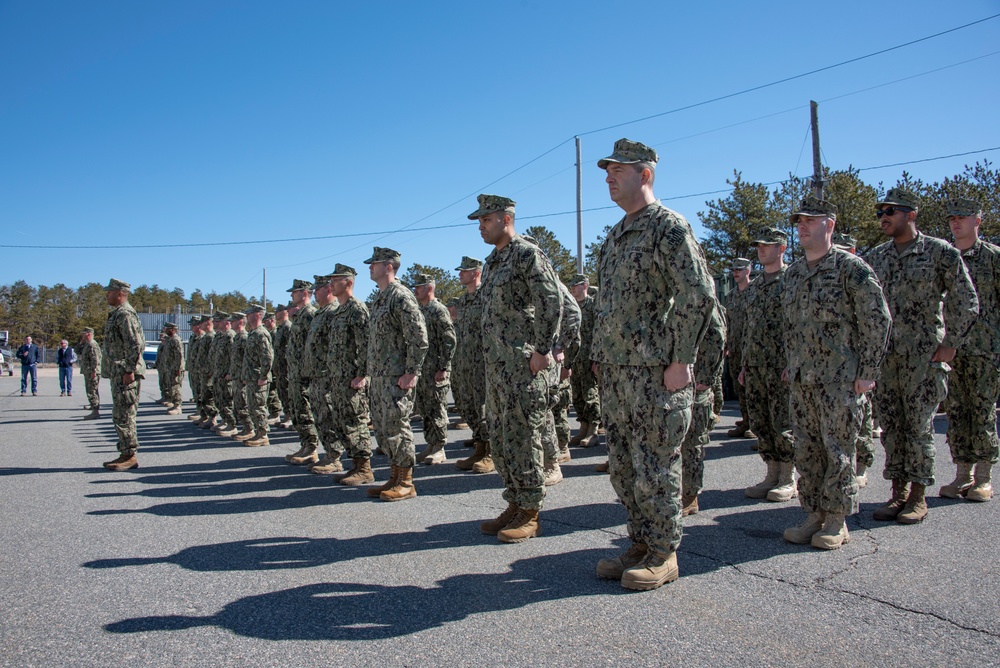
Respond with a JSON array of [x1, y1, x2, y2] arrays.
[[57, 339, 77, 396]]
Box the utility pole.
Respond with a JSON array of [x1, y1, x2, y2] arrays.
[[575, 136, 584, 274], [810, 100, 825, 199], [262, 268, 267, 308]]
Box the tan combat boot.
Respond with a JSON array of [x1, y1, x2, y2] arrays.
[[188, 413, 202, 421], [421, 443, 446, 465], [784, 511, 825, 544], [727, 421, 749, 438], [166, 406, 181, 415], [233, 427, 255, 442], [199, 417, 217, 430], [310, 454, 344, 474], [455, 441, 487, 470], [811, 513, 850, 550], [966, 462, 993, 502], [896, 483, 928, 524], [244, 433, 269, 447], [379, 467, 416, 501], [745, 460, 780, 499], [480, 503, 519, 535], [569, 421, 590, 446], [285, 444, 313, 463], [472, 443, 495, 474], [939, 462, 974, 498], [557, 439, 571, 463], [338, 458, 375, 486], [596, 542, 648, 579], [681, 494, 699, 517], [873, 479, 910, 521], [856, 463, 869, 488], [367, 465, 399, 498], [497, 508, 540, 543], [103, 452, 139, 471], [84, 409, 100, 420], [217, 424, 239, 437], [543, 460, 563, 486], [621, 550, 679, 591], [582, 423, 601, 449], [595, 460, 609, 473], [767, 462, 798, 502]]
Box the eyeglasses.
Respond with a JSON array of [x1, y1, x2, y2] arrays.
[[875, 206, 909, 219]]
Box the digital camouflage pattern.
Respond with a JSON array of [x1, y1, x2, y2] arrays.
[[187, 329, 200, 410], [286, 303, 320, 450], [263, 326, 281, 417], [305, 302, 340, 456], [272, 317, 293, 418], [725, 283, 751, 424], [211, 328, 236, 427], [158, 332, 185, 406], [243, 324, 274, 436], [230, 328, 249, 430], [453, 287, 488, 443], [326, 297, 372, 459], [594, 201, 715, 555], [74, 338, 102, 409], [102, 300, 145, 455], [570, 293, 601, 425], [543, 282, 581, 461], [198, 329, 218, 419], [682, 302, 726, 497], [781, 247, 891, 514], [857, 394, 875, 469], [866, 232, 979, 484], [415, 298, 456, 448], [481, 234, 563, 510]]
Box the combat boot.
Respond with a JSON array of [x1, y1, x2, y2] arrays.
[[367, 466, 399, 498], [310, 454, 344, 474], [188, 413, 201, 421], [596, 542, 648, 579], [462, 438, 476, 448], [103, 452, 138, 471], [453, 421, 469, 430], [595, 460, 609, 473], [287, 445, 319, 465], [569, 421, 591, 446], [966, 462, 993, 502], [557, 439, 571, 463], [744, 428, 757, 439], [455, 440, 487, 470], [472, 443, 495, 474], [267, 413, 281, 425], [338, 458, 375, 486], [543, 460, 563, 486], [421, 443, 446, 465], [767, 462, 798, 502], [581, 424, 601, 449], [681, 494, 699, 516], [896, 483, 928, 524], [497, 508, 540, 543], [783, 511, 825, 544], [620, 550, 678, 591], [873, 479, 910, 521], [200, 417, 218, 430], [727, 421, 749, 438], [380, 466, 416, 501], [939, 462, 974, 498], [84, 409, 100, 420], [480, 503, 518, 535], [244, 433, 269, 447], [233, 427, 255, 442], [217, 424, 239, 438], [811, 513, 850, 550], [856, 463, 869, 488], [745, 460, 780, 499]]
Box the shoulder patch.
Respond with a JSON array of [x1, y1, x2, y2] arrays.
[[664, 225, 687, 249], [853, 263, 872, 287]]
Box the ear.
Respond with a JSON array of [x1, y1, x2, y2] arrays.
[[641, 167, 653, 185]]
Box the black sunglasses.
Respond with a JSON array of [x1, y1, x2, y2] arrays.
[[875, 206, 910, 219]]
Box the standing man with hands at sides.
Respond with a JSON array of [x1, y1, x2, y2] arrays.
[[16, 336, 41, 396], [75, 327, 102, 419], [57, 339, 77, 397], [242, 304, 274, 448], [591, 139, 716, 590], [101, 278, 145, 471]]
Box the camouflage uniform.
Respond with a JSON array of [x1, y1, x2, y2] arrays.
[[542, 281, 580, 463], [197, 321, 217, 420], [682, 302, 726, 498], [725, 270, 751, 429], [211, 319, 236, 428], [263, 321, 281, 419], [159, 331, 185, 406], [367, 278, 428, 468], [243, 318, 274, 437], [415, 296, 457, 450], [327, 295, 372, 459], [156, 335, 166, 401], [481, 234, 562, 510], [867, 232, 978, 485], [102, 292, 145, 455], [74, 336, 102, 410], [305, 299, 342, 458], [570, 289, 602, 426], [453, 284, 488, 444], [287, 299, 320, 451], [594, 201, 715, 554], [272, 312, 293, 419], [230, 321, 250, 431], [782, 247, 891, 515], [188, 330, 203, 414]]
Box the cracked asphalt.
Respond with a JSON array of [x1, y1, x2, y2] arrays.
[[2, 368, 998, 667]]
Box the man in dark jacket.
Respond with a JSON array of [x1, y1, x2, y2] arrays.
[[16, 336, 41, 396]]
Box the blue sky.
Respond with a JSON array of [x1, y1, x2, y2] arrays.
[[2, 0, 998, 303]]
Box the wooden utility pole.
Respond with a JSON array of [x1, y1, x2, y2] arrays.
[[575, 136, 584, 274], [810, 100, 825, 199]]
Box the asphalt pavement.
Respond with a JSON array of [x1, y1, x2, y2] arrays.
[[1, 367, 998, 667]]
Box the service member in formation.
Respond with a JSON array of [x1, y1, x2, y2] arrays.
[[724, 258, 755, 439], [159, 322, 185, 415], [740, 228, 797, 502], [780, 196, 891, 549], [364, 247, 429, 501], [325, 264, 375, 486], [262, 310, 282, 424], [75, 326, 102, 419], [186, 317, 203, 421], [591, 139, 715, 590], [866, 188, 979, 523], [453, 256, 494, 473], [284, 279, 323, 464], [303, 274, 345, 472], [242, 304, 274, 447], [155, 329, 167, 404], [272, 304, 294, 428], [568, 274, 602, 448], [940, 197, 998, 503], [412, 273, 457, 465], [541, 280, 581, 486], [475, 194, 562, 543], [101, 278, 146, 471], [229, 312, 252, 440], [210, 312, 237, 436], [195, 314, 218, 429]]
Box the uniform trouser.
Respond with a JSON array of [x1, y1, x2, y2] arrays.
[[232, 379, 249, 428], [602, 363, 691, 554], [791, 382, 861, 515], [454, 364, 489, 443], [84, 372, 100, 409], [712, 373, 724, 416], [215, 377, 235, 426], [189, 372, 201, 409], [59, 367, 73, 394], [744, 365, 794, 463], [876, 352, 948, 486], [946, 353, 1000, 464], [163, 375, 183, 406], [309, 376, 341, 457], [245, 380, 269, 436], [485, 357, 547, 510], [570, 360, 602, 425], [110, 375, 140, 455], [329, 377, 372, 459], [288, 374, 319, 448], [266, 382, 281, 418], [415, 375, 450, 447], [856, 393, 875, 469], [728, 356, 749, 424], [274, 368, 292, 418], [681, 390, 712, 497], [371, 375, 416, 468], [200, 379, 217, 419], [157, 368, 165, 398], [541, 364, 564, 463]]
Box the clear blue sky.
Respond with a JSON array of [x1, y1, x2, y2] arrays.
[[2, 0, 998, 303]]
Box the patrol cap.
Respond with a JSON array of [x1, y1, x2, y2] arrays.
[[229, 311, 246, 321], [245, 303, 265, 315], [455, 256, 483, 271], [597, 138, 659, 170], [753, 227, 789, 245], [467, 194, 516, 220], [945, 197, 982, 217], [189, 317, 201, 326], [263, 311, 275, 320], [329, 263, 358, 277], [363, 246, 401, 264], [274, 304, 287, 313], [212, 311, 230, 321], [877, 187, 919, 210], [832, 233, 857, 251], [411, 273, 435, 287], [103, 278, 131, 291], [569, 273, 589, 286], [790, 195, 838, 221], [163, 322, 178, 330], [730, 257, 752, 270], [81, 327, 95, 334], [198, 315, 212, 324], [313, 274, 333, 288], [286, 278, 314, 293]]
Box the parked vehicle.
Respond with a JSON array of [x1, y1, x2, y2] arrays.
[[143, 344, 158, 369]]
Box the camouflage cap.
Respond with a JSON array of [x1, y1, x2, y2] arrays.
[[569, 273, 589, 286], [411, 272, 435, 287], [163, 322, 178, 329], [363, 246, 402, 264], [188, 317, 201, 326], [467, 194, 516, 220], [212, 311, 230, 321], [454, 256, 483, 271], [730, 257, 752, 270], [832, 233, 857, 251], [597, 138, 659, 170], [82, 327, 95, 334], [274, 303, 287, 313], [313, 274, 333, 288], [877, 187, 919, 210], [263, 311, 275, 320], [753, 227, 788, 245], [790, 195, 838, 221], [945, 197, 982, 217], [245, 303, 265, 315], [286, 278, 314, 293], [229, 311, 246, 321], [198, 315, 212, 324], [103, 278, 131, 291], [329, 263, 358, 277]]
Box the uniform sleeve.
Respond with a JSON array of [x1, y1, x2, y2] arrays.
[[259, 333, 274, 381], [941, 247, 980, 350], [355, 304, 370, 378], [398, 292, 428, 376], [121, 311, 145, 376], [848, 258, 892, 380], [660, 225, 716, 365], [437, 306, 457, 372], [524, 249, 563, 354], [557, 286, 582, 365], [694, 301, 726, 385]]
